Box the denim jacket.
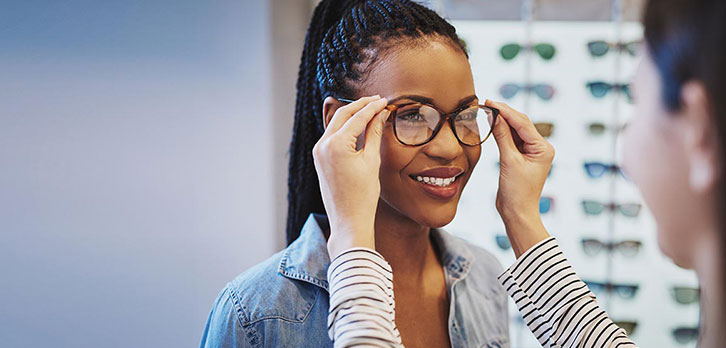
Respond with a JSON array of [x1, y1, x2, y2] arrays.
[[200, 213, 510, 348]]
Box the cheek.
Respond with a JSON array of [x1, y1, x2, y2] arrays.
[[464, 146, 481, 174], [622, 105, 693, 265], [378, 129, 414, 189]]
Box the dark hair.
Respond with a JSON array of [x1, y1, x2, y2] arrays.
[[286, 0, 468, 245], [643, 0, 726, 333]]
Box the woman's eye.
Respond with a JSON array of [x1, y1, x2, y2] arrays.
[[398, 112, 427, 122], [458, 112, 477, 121]]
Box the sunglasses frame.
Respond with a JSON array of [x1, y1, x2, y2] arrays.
[[581, 238, 642, 257], [336, 97, 499, 147], [500, 42, 556, 60]]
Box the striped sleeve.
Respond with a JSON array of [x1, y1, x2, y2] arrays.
[[497, 237, 638, 348], [327, 247, 404, 348]]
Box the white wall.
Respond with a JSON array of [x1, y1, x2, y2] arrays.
[[0, 1, 288, 347]]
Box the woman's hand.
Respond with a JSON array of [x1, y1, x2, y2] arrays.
[[487, 100, 554, 257], [313, 95, 390, 259]]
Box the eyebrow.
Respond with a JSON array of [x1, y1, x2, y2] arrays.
[[388, 94, 479, 109]]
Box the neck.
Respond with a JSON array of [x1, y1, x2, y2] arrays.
[[373, 200, 440, 280], [692, 231, 724, 348]]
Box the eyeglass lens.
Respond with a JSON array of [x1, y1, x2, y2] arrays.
[[392, 103, 495, 146]]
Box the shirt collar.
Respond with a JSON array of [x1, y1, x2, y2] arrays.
[[430, 226, 475, 280], [278, 213, 332, 291], [278, 213, 476, 292]]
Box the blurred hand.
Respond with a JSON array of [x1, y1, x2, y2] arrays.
[[313, 95, 390, 258], [487, 100, 554, 257]]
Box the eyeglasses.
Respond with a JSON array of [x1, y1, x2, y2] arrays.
[[586, 81, 633, 102], [672, 327, 699, 344], [500, 42, 556, 60], [582, 200, 642, 218], [336, 97, 499, 147], [534, 122, 554, 138], [587, 40, 640, 57], [540, 196, 554, 214], [584, 280, 639, 299], [614, 320, 638, 335], [671, 286, 700, 305], [584, 162, 627, 179], [500, 83, 555, 101], [495, 234, 511, 250], [581, 238, 642, 257], [588, 122, 627, 135]]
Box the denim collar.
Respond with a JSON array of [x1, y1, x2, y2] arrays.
[[278, 213, 475, 292]]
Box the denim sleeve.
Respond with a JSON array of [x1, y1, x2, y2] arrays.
[[199, 286, 252, 348]]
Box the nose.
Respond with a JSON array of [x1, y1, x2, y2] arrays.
[[422, 120, 464, 160]]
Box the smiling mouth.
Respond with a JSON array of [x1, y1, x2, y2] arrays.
[[408, 174, 462, 187], [407, 169, 465, 200]]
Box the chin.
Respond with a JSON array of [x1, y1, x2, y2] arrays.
[[656, 227, 693, 269], [414, 203, 459, 228], [380, 192, 460, 229]]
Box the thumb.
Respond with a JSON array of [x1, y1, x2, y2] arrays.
[[490, 106, 518, 159], [363, 108, 390, 156]]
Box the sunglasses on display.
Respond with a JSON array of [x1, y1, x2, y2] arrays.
[[586, 81, 633, 102], [584, 162, 627, 179], [336, 97, 499, 146], [534, 122, 554, 138], [582, 200, 642, 218], [584, 280, 639, 299], [587, 40, 641, 57], [671, 286, 700, 305], [500, 42, 556, 60], [614, 320, 638, 336], [540, 196, 554, 214], [581, 238, 642, 257], [588, 122, 628, 135], [495, 234, 511, 250], [672, 327, 699, 344], [499, 83, 555, 101]]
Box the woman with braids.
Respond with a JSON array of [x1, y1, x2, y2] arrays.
[[323, 0, 726, 347], [200, 0, 511, 347]]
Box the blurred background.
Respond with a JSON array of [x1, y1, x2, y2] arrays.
[[0, 0, 699, 347]]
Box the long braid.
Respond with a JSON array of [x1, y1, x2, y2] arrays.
[[286, 0, 468, 245]]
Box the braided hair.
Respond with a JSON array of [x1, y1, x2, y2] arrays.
[[286, 0, 468, 245]]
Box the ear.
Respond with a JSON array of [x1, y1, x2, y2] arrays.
[[321, 96, 345, 130], [680, 81, 720, 192]]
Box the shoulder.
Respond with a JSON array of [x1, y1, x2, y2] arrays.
[[202, 249, 323, 339], [221, 250, 323, 326], [201, 249, 332, 347]]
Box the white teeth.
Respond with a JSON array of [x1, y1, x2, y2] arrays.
[[414, 175, 458, 187]]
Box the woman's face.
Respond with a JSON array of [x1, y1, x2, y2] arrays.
[[359, 40, 480, 228], [623, 51, 717, 268]]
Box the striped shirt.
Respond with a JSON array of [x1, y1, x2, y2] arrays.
[[326, 237, 638, 348]]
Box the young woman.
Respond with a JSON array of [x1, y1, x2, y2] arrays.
[[322, 0, 726, 347], [199, 1, 511, 347]]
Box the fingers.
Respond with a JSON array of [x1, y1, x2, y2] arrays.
[[486, 100, 546, 144], [491, 113, 518, 159], [363, 108, 391, 156], [325, 95, 382, 135], [337, 97, 388, 140]]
